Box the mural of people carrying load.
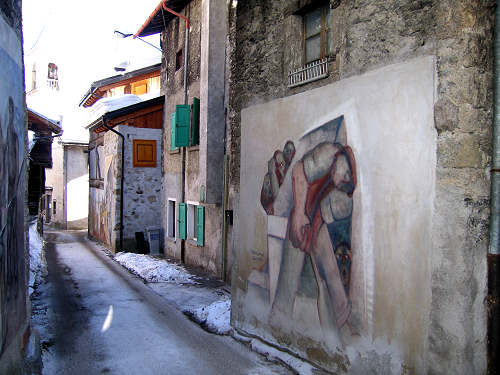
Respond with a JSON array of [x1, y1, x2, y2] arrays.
[[259, 115, 359, 349]]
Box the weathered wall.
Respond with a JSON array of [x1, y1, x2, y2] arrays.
[[229, 0, 493, 373], [160, 0, 226, 277], [65, 145, 88, 230], [0, 1, 29, 373], [118, 125, 162, 251], [88, 130, 120, 251]]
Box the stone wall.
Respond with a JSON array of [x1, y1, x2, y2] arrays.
[[118, 125, 162, 251], [229, 0, 494, 373], [0, 1, 29, 373]]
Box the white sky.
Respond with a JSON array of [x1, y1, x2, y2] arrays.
[[22, 0, 162, 141]]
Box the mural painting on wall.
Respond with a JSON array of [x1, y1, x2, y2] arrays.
[[0, 46, 26, 349], [256, 115, 360, 348]]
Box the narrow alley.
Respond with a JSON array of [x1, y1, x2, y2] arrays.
[[31, 229, 291, 375]]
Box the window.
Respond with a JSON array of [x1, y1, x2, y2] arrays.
[[109, 86, 125, 97], [168, 199, 176, 239], [53, 200, 56, 215], [89, 144, 104, 187], [191, 97, 200, 146], [171, 98, 200, 150], [175, 49, 183, 71], [187, 203, 198, 240], [131, 81, 148, 95], [47, 62, 59, 90], [47, 62, 58, 79], [304, 5, 330, 63], [133, 139, 156, 167], [31, 63, 36, 90], [183, 203, 204, 246]]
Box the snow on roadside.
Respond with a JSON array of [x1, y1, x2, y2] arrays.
[[28, 222, 46, 295], [185, 299, 232, 335], [115, 252, 196, 284]]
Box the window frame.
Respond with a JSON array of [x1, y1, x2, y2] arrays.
[[167, 199, 176, 240], [302, 5, 331, 64], [187, 202, 198, 241]]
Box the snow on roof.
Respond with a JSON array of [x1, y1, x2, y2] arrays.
[[87, 94, 143, 124]]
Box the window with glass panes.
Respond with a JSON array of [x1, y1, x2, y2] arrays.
[[303, 5, 330, 64]]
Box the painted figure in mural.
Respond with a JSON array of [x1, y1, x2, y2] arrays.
[[263, 118, 358, 347], [288, 141, 357, 336], [261, 141, 296, 215]]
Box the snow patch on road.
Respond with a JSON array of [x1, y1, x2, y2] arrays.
[[185, 299, 232, 335], [29, 222, 46, 295], [115, 252, 196, 284]]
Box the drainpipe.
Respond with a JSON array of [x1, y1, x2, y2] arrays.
[[488, 1, 500, 373], [102, 122, 124, 253]]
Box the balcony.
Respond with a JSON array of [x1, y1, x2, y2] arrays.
[[288, 58, 329, 88], [47, 78, 59, 90]]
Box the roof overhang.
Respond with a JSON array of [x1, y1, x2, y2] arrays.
[[86, 95, 165, 133], [79, 63, 161, 108], [27, 108, 62, 135], [135, 0, 192, 38]]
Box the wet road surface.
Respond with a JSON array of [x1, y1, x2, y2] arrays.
[[31, 229, 291, 375]]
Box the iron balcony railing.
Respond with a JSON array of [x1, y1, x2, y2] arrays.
[[47, 78, 59, 90], [288, 58, 329, 88]]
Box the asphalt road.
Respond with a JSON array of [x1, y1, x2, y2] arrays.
[[31, 229, 291, 375]]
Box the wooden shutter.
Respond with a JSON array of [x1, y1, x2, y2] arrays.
[[178, 203, 186, 239], [191, 97, 200, 146], [133, 139, 156, 167], [175, 104, 190, 147], [170, 112, 178, 151], [196, 205, 204, 246]]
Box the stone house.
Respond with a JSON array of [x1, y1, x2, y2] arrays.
[[0, 1, 30, 373], [136, 0, 230, 279], [227, 0, 495, 374], [86, 95, 164, 252]]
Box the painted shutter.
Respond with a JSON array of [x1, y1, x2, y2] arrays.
[[170, 112, 178, 151], [175, 104, 190, 147], [191, 97, 200, 146], [178, 203, 186, 239], [196, 205, 204, 246]]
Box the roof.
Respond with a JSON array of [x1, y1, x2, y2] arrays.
[[87, 95, 165, 133], [79, 63, 161, 108], [135, 0, 192, 38], [27, 108, 62, 135]]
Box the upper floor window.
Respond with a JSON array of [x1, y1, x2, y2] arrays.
[[175, 49, 183, 71], [31, 63, 37, 90], [47, 62, 59, 90], [48, 63, 58, 80], [304, 5, 330, 64]]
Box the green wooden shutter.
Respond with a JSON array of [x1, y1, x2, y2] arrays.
[[170, 112, 178, 151], [191, 97, 200, 146], [175, 104, 190, 147], [196, 205, 204, 246], [178, 203, 186, 239]]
